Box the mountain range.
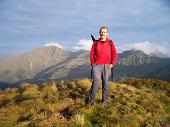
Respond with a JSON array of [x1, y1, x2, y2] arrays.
[[0, 45, 170, 89]]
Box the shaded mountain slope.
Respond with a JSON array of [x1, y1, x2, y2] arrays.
[[114, 50, 170, 81], [32, 50, 90, 82], [144, 64, 170, 81]]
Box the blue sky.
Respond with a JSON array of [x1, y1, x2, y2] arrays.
[[0, 0, 170, 58]]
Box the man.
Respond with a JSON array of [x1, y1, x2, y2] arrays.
[[86, 26, 117, 106]]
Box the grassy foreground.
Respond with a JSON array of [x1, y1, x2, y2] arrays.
[[0, 78, 170, 127]]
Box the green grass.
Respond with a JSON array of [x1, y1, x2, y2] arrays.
[[0, 78, 169, 127]]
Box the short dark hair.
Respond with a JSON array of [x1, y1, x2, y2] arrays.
[[99, 26, 108, 32]]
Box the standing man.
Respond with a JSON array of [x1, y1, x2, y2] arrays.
[[86, 26, 117, 105]]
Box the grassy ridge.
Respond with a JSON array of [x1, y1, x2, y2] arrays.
[[0, 78, 170, 127]]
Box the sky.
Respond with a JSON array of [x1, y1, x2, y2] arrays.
[[0, 0, 170, 58]]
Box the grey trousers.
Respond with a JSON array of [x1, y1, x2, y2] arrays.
[[87, 64, 111, 103]]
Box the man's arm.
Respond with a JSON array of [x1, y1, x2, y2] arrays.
[[111, 41, 118, 65], [90, 43, 96, 64]]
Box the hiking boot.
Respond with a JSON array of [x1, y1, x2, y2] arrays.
[[101, 100, 108, 105], [85, 101, 94, 107], [101, 100, 107, 103]]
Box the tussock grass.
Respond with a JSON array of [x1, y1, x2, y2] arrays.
[[0, 78, 169, 127]]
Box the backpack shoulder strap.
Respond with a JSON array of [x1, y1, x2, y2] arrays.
[[93, 40, 98, 48], [94, 39, 98, 44], [109, 39, 113, 46]]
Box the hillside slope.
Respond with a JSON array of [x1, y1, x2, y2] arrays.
[[0, 78, 169, 127], [0, 46, 70, 83], [30, 49, 170, 83], [0, 48, 170, 90], [32, 50, 90, 82], [114, 50, 170, 81]]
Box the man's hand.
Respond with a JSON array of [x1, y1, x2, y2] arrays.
[[109, 64, 114, 68]]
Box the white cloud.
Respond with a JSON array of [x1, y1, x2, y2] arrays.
[[73, 40, 170, 57], [73, 39, 93, 51], [44, 42, 63, 49], [120, 41, 169, 57]]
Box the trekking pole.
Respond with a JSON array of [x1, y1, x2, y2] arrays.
[[90, 63, 93, 82], [111, 66, 113, 81], [90, 34, 96, 42]]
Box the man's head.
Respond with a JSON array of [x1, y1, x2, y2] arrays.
[[99, 27, 108, 41]]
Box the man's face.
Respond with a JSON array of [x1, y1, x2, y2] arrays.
[[99, 28, 108, 39]]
